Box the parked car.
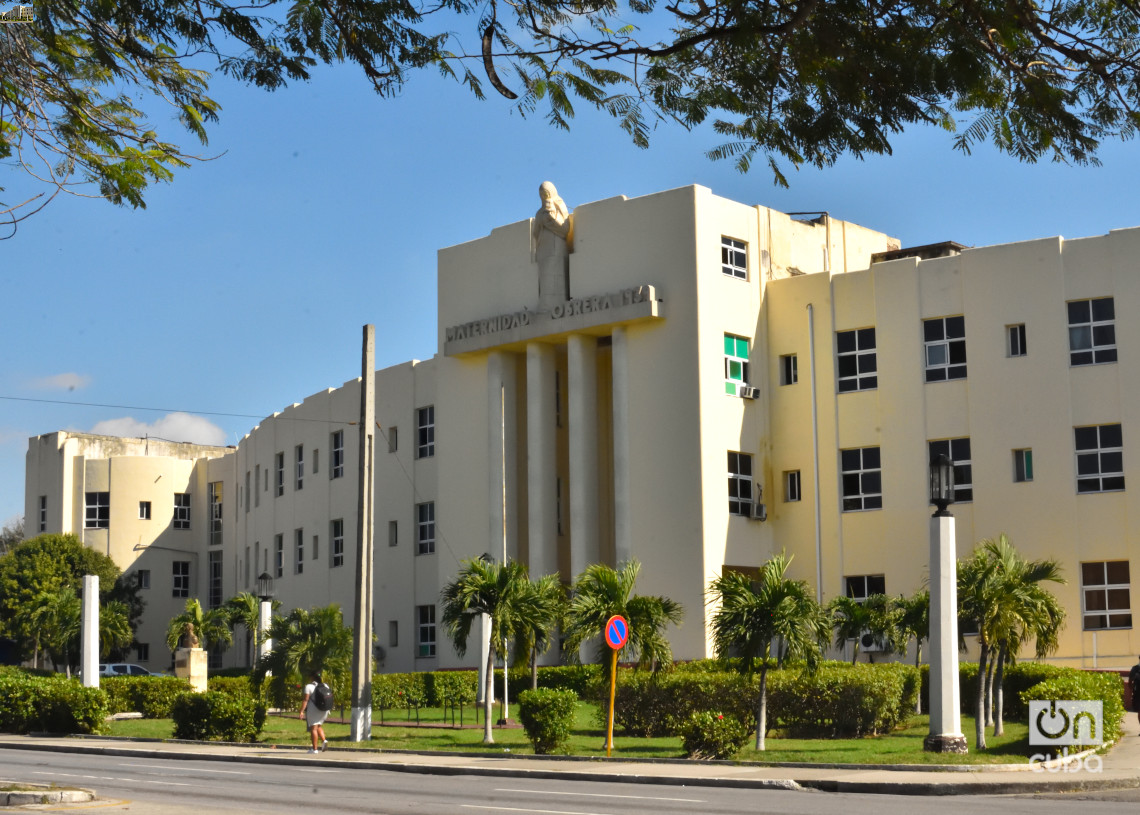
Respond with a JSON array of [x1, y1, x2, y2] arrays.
[[99, 663, 158, 677]]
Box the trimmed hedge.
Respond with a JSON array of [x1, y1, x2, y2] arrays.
[[1020, 671, 1125, 750], [611, 670, 756, 737], [171, 691, 266, 742], [101, 676, 192, 718], [518, 688, 578, 754], [767, 662, 919, 738], [681, 711, 750, 760], [0, 671, 107, 735]]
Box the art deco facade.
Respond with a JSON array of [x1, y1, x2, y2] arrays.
[[25, 185, 1140, 673]]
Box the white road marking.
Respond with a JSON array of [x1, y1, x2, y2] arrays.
[[32, 771, 190, 786], [494, 789, 704, 803], [121, 763, 251, 774], [463, 806, 617, 815]]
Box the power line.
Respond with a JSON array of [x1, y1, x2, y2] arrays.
[[0, 394, 355, 425]]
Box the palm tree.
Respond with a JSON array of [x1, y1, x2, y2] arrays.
[[100, 599, 135, 659], [829, 593, 904, 664], [707, 555, 830, 750], [29, 586, 81, 675], [440, 557, 531, 744], [828, 595, 871, 664], [561, 560, 684, 669], [256, 604, 354, 708], [897, 590, 930, 713], [165, 598, 234, 653], [513, 573, 566, 690], [226, 591, 279, 668]]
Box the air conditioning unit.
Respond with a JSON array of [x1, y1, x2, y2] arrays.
[[750, 501, 767, 521], [859, 631, 884, 653], [738, 385, 761, 400]]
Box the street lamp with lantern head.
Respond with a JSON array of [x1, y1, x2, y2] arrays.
[[929, 453, 955, 514], [256, 572, 274, 666]]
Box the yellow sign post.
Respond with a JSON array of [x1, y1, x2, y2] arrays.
[[603, 614, 629, 757]]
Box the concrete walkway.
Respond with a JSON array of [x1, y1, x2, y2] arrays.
[[1, 730, 1139, 799]]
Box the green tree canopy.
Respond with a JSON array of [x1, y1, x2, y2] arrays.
[[165, 597, 235, 653], [4, 0, 1139, 232], [256, 603, 354, 711]]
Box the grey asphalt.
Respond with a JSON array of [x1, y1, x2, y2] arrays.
[[1, 728, 1139, 802]]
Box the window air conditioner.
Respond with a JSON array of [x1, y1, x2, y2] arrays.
[[859, 631, 884, 653], [738, 385, 761, 400], [750, 501, 767, 521]]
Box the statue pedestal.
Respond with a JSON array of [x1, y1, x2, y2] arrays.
[[174, 647, 208, 692]]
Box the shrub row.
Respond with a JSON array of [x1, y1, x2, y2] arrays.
[[1021, 670, 1125, 748], [102, 676, 193, 718], [171, 691, 266, 742], [0, 672, 107, 734]]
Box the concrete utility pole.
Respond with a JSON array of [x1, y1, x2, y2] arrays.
[[351, 325, 376, 742], [80, 574, 99, 687]]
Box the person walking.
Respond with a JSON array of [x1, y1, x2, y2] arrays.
[[299, 670, 330, 753], [1130, 657, 1140, 735]]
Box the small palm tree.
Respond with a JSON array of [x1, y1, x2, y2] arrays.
[[707, 555, 829, 750], [29, 586, 81, 675], [165, 598, 234, 653], [828, 595, 871, 664], [100, 599, 135, 659], [513, 573, 566, 690], [440, 557, 531, 744], [562, 560, 684, 669], [897, 590, 930, 713], [256, 604, 353, 708], [226, 591, 279, 667]]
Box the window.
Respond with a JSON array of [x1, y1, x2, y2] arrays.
[[85, 492, 109, 529], [173, 493, 191, 529], [721, 236, 747, 279], [275, 452, 285, 496], [388, 426, 398, 454], [389, 621, 398, 647], [1075, 424, 1125, 493], [135, 643, 150, 662], [845, 575, 886, 600], [416, 407, 435, 458], [1008, 324, 1027, 357], [295, 444, 304, 490], [136, 569, 150, 590], [274, 534, 284, 578], [294, 528, 304, 574], [1068, 297, 1117, 366], [1014, 449, 1034, 483], [244, 546, 250, 587], [38, 495, 46, 532], [209, 482, 223, 546], [836, 328, 877, 392], [723, 334, 751, 396], [780, 354, 798, 386], [841, 447, 882, 511], [312, 448, 319, 475], [139, 501, 151, 520], [416, 502, 435, 554], [255, 465, 261, 506], [244, 471, 250, 514], [417, 605, 437, 657], [173, 561, 190, 598], [924, 316, 967, 382], [208, 550, 223, 608], [928, 438, 973, 502], [727, 451, 753, 516], [331, 519, 344, 568], [1081, 561, 1131, 630], [784, 470, 801, 502], [389, 520, 398, 547], [312, 534, 319, 561], [331, 430, 345, 478]]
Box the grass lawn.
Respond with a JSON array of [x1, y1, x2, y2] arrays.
[[106, 703, 1036, 765]]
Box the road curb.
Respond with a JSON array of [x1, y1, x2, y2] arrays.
[[1, 782, 95, 807]]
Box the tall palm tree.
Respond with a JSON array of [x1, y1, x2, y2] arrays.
[[165, 598, 234, 653], [29, 586, 81, 675], [256, 604, 353, 708], [100, 599, 135, 659], [440, 557, 531, 744], [513, 573, 566, 690], [561, 560, 684, 670], [897, 590, 930, 713], [707, 555, 830, 750]]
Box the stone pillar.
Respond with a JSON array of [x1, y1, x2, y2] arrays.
[[80, 574, 99, 688], [526, 342, 557, 578], [611, 327, 632, 565], [258, 599, 272, 665], [567, 334, 599, 580], [175, 647, 208, 693], [925, 512, 967, 753]]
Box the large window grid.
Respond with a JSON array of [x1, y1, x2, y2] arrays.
[[723, 334, 750, 396], [417, 605, 437, 657], [172, 561, 190, 598], [727, 452, 754, 516], [416, 502, 436, 554], [924, 316, 967, 382], [721, 236, 747, 279], [841, 447, 882, 511], [1081, 561, 1131, 630], [928, 438, 973, 502], [209, 482, 223, 546], [416, 406, 435, 459], [173, 493, 191, 530], [331, 519, 344, 568], [836, 328, 877, 392], [331, 430, 345, 478], [85, 492, 109, 529], [208, 551, 223, 609], [1075, 424, 1125, 493], [1068, 297, 1117, 366]]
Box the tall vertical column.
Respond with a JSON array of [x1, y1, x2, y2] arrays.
[[351, 325, 375, 742], [568, 334, 599, 580], [487, 352, 518, 562], [80, 574, 99, 688], [611, 327, 632, 565], [925, 512, 967, 752], [527, 342, 557, 578]]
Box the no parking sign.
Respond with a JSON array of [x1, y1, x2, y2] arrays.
[[605, 615, 629, 650]]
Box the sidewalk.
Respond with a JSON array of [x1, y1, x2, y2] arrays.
[[2, 730, 1139, 798]]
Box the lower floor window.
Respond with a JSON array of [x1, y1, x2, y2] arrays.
[[845, 574, 886, 600], [1081, 560, 1132, 630], [417, 605, 436, 657]]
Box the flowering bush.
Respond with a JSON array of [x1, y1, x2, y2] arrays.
[[681, 711, 750, 760]]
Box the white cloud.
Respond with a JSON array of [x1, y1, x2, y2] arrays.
[[90, 413, 227, 446], [29, 372, 92, 391]]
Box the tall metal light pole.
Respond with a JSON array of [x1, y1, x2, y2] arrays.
[[924, 453, 968, 753], [351, 325, 376, 742]]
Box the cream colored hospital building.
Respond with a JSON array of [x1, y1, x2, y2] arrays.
[[24, 185, 1140, 673]]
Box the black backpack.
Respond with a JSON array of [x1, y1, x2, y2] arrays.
[[312, 682, 333, 712]]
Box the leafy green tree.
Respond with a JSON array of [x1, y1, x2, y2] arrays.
[[0, 533, 124, 663], [29, 586, 81, 674], [256, 604, 354, 710], [440, 557, 531, 744], [226, 591, 280, 668], [898, 589, 930, 713], [6, 0, 1140, 232], [707, 555, 829, 750], [0, 517, 23, 556], [562, 560, 684, 671], [513, 573, 566, 691], [165, 598, 234, 653], [828, 593, 904, 664]]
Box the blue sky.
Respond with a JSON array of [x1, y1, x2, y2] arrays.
[[2, 57, 1138, 526]]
